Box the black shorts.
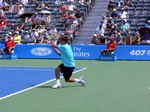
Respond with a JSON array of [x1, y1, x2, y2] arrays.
[[2, 47, 14, 54], [59, 63, 75, 80]]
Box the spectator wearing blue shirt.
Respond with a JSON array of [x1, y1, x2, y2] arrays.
[[111, 9, 119, 19], [145, 20, 150, 28]]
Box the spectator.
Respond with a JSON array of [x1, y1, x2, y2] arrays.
[[75, 9, 83, 23], [49, 25, 58, 44], [119, 8, 128, 19], [13, 31, 21, 44], [30, 29, 38, 43], [16, 19, 24, 31], [22, 31, 30, 44], [120, 19, 130, 32], [60, 2, 67, 12], [43, 32, 51, 44], [145, 20, 150, 28], [69, 11, 76, 19], [116, 0, 124, 8], [101, 37, 116, 55], [0, 17, 8, 31], [107, 0, 114, 13], [65, 26, 75, 44], [29, 13, 39, 29], [19, 0, 28, 5], [124, 0, 132, 7], [111, 9, 119, 19], [141, 29, 150, 44], [115, 33, 123, 45], [124, 33, 132, 45], [9, 1, 15, 13], [16, 4, 25, 16], [1, 35, 15, 54], [67, 2, 77, 12], [34, 32, 44, 44], [37, 25, 46, 34], [96, 24, 105, 37], [91, 34, 99, 44], [99, 34, 107, 44], [132, 32, 141, 45]]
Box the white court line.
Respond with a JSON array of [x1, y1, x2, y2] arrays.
[[0, 68, 87, 101]]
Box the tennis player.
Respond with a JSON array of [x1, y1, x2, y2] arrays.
[[51, 35, 85, 88]]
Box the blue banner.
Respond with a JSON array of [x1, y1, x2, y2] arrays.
[[0, 44, 150, 60]]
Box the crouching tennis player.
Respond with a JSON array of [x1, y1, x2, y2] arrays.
[[51, 35, 85, 88]]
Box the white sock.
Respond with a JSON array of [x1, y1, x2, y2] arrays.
[[56, 79, 61, 85], [75, 78, 80, 83]]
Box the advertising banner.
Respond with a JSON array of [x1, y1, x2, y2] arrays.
[[0, 44, 149, 60]]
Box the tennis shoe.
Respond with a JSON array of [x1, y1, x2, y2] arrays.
[[79, 77, 85, 86], [52, 83, 62, 89]]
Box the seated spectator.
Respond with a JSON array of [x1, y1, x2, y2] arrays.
[[30, 29, 38, 43], [75, 9, 83, 23], [145, 20, 150, 28], [111, 9, 119, 19], [9, 1, 15, 13], [101, 37, 116, 55], [37, 25, 46, 34], [49, 25, 58, 44], [99, 34, 107, 44], [67, 2, 77, 12], [107, 0, 114, 12], [116, 0, 124, 8], [13, 31, 21, 44], [141, 29, 150, 44], [1, 36, 15, 54], [106, 20, 113, 31], [16, 19, 24, 31], [0, 17, 8, 31], [60, 2, 67, 12], [69, 11, 76, 19], [65, 26, 75, 44], [29, 13, 39, 29], [19, 0, 28, 5], [96, 24, 105, 37], [1, 0, 9, 11], [16, 4, 25, 16], [119, 8, 128, 19], [34, 32, 44, 44], [91, 34, 99, 44], [132, 32, 141, 45], [115, 33, 123, 45], [124, 33, 132, 45], [22, 31, 30, 44], [43, 32, 51, 44], [110, 24, 119, 35], [60, 10, 69, 20], [120, 19, 130, 33], [124, 0, 132, 7]]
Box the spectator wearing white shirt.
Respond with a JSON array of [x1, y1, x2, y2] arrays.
[[96, 24, 105, 38], [19, 0, 28, 5], [119, 8, 128, 19], [67, 2, 77, 12], [49, 25, 58, 44], [16, 4, 25, 16]]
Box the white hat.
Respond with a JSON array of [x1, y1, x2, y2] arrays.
[[15, 31, 19, 34], [113, 9, 116, 11], [118, 33, 121, 35], [93, 34, 97, 37], [100, 34, 104, 36], [148, 20, 150, 22], [8, 32, 12, 35]]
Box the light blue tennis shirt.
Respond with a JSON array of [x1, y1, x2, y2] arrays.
[[58, 43, 75, 67]]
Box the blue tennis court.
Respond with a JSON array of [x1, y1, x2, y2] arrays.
[[0, 66, 83, 99]]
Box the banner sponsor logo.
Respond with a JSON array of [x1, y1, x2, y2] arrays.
[[31, 47, 52, 56]]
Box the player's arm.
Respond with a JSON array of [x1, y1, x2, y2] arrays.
[[51, 42, 61, 56]]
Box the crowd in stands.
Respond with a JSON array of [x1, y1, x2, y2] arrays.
[[0, 0, 93, 45], [92, 0, 150, 45]]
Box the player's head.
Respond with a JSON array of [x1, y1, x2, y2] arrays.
[[59, 35, 68, 44]]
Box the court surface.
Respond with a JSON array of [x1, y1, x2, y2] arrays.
[[0, 59, 150, 112]]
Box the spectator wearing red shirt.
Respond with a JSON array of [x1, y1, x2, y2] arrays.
[[1, 36, 15, 54], [0, 17, 8, 31], [60, 2, 67, 12], [101, 37, 116, 55]]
